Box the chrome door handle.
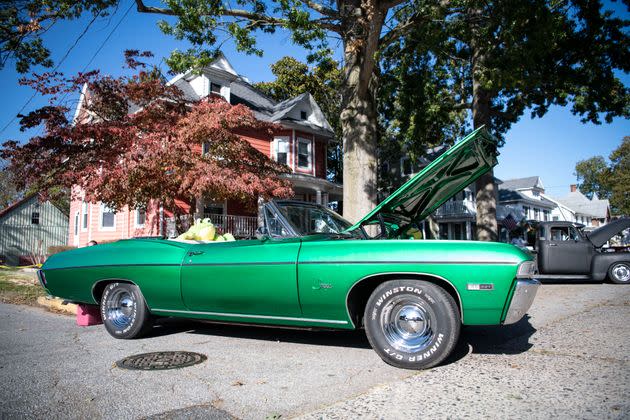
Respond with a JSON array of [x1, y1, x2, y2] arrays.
[[549, 243, 557, 247], [188, 251, 204, 256]]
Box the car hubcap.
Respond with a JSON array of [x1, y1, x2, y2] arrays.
[[381, 297, 435, 353], [105, 290, 135, 329], [612, 264, 630, 282]]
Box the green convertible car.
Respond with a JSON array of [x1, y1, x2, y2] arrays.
[[39, 127, 540, 370]]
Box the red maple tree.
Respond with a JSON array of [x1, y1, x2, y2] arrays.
[[1, 52, 293, 218]]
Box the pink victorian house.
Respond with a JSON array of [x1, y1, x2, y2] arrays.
[[68, 55, 341, 247]]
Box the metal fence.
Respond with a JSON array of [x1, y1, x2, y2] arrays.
[[202, 213, 258, 239]]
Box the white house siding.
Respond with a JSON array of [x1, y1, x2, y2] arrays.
[[0, 195, 69, 265]]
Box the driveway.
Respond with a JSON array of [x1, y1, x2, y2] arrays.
[[1, 283, 628, 419]]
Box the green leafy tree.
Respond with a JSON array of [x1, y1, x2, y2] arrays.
[[1, 0, 445, 223], [575, 156, 611, 200], [380, 0, 629, 240], [0, 1, 118, 73], [254, 56, 343, 182], [609, 136, 630, 215]]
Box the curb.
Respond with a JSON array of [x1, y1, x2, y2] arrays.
[[36, 296, 77, 316]]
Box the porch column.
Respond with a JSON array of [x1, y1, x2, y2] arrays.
[[466, 221, 472, 240], [257, 196, 265, 229], [315, 190, 322, 205]]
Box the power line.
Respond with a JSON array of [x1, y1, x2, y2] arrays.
[[0, 11, 102, 136], [55, 2, 134, 112]]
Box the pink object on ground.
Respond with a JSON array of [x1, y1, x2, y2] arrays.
[[76, 304, 103, 326]]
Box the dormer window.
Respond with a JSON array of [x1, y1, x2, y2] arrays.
[[300, 110, 307, 120], [210, 82, 222, 94]]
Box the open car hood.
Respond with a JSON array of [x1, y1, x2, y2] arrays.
[[350, 127, 502, 234], [587, 218, 630, 248]]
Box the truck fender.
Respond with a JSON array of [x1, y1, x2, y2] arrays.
[[590, 253, 630, 281]]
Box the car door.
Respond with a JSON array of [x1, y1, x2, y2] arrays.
[[180, 238, 302, 316], [545, 226, 592, 274]]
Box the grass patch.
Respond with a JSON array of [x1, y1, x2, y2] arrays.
[[0, 269, 46, 306]]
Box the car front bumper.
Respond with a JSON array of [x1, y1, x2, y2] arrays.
[[503, 278, 541, 325]]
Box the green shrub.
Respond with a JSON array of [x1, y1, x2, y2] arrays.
[[47, 245, 77, 255]]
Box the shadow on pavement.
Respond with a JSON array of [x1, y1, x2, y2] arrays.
[[145, 317, 373, 349], [440, 315, 537, 366], [143, 313, 539, 361]]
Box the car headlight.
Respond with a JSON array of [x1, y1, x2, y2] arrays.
[[516, 261, 536, 278]]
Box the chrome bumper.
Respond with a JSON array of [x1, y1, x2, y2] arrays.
[[503, 278, 540, 325]]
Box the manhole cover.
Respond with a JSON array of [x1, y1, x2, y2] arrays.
[[115, 351, 207, 371]]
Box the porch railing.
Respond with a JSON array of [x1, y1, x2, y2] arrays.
[[202, 213, 259, 239], [434, 201, 475, 218]]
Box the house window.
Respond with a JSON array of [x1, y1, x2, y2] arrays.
[[534, 208, 540, 220], [100, 205, 115, 230], [275, 137, 289, 166], [401, 157, 413, 176], [31, 212, 40, 225], [81, 202, 88, 230], [210, 82, 222, 94], [297, 138, 312, 170], [300, 110, 307, 120], [74, 212, 79, 235], [135, 207, 146, 228], [202, 142, 210, 155], [522, 206, 530, 219]]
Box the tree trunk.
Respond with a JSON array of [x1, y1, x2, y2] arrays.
[[339, 0, 384, 223], [471, 37, 498, 242]]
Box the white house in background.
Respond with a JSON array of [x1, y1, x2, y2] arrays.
[[553, 185, 611, 226], [497, 177, 556, 223]]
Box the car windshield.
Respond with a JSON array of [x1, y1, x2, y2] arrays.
[[275, 202, 359, 237]]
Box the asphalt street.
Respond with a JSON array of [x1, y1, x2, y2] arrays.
[[0, 282, 628, 419]]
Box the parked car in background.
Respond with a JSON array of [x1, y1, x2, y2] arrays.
[[534, 219, 630, 283], [38, 128, 541, 370]]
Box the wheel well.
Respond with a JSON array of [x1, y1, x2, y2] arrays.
[[346, 273, 463, 328], [91, 279, 135, 304]]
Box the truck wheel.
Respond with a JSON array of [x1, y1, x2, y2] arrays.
[[608, 262, 630, 284], [364, 280, 460, 370], [100, 282, 152, 339]]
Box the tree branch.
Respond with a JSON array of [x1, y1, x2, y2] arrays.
[[380, 0, 408, 11], [302, 0, 339, 17], [135, 0, 341, 33], [378, 11, 426, 48]]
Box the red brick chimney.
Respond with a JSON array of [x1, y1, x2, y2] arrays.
[[570, 184, 577, 192]]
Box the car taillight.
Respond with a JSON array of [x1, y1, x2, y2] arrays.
[[37, 270, 47, 287]]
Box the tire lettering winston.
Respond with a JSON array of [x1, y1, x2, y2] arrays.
[[375, 286, 424, 307]]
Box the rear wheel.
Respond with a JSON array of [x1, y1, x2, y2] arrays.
[[608, 262, 630, 284], [364, 280, 460, 370], [100, 282, 152, 339]]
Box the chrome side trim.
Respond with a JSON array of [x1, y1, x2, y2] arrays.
[[150, 308, 348, 325], [344, 272, 464, 328], [503, 278, 540, 325]]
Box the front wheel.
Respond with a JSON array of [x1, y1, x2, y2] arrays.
[[364, 280, 460, 370], [608, 262, 630, 284], [100, 282, 152, 339]]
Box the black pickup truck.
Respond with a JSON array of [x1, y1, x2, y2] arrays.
[[534, 218, 630, 283]]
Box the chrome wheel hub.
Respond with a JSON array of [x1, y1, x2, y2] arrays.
[[612, 264, 630, 282], [381, 297, 434, 353], [105, 290, 135, 329]]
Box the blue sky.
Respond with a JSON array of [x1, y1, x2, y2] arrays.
[[1, 1, 628, 200]]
